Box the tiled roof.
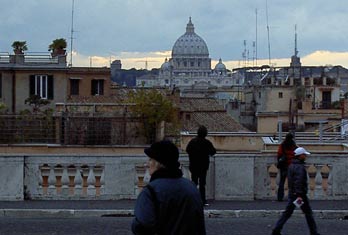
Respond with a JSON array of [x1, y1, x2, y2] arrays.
[[182, 112, 248, 132], [180, 97, 225, 112], [180, 97, 249, 132]]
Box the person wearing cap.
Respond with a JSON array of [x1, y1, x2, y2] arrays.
[[272, 147, 320, 235], [132, 140, 206, 235], [186, 125, 216, 206], [276, 132, 297, 201]]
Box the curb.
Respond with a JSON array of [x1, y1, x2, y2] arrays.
[[1, 209, 348, 219]]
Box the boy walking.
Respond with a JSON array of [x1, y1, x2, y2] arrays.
[[272, 147, 320, 235]]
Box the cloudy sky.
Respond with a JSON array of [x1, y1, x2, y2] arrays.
[[1, 0, 348, 69]]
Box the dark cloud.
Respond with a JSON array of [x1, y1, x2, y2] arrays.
[[0, 0, 347, 64]]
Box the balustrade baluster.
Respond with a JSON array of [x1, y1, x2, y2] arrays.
[[54, 164, 64, 195], [80, 165, 89, 197], [40, 164, 51, 195], [94, 166, 103, 197], [67, 165, 77, 196]]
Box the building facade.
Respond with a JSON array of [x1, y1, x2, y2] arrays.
[[0, 52, 110, 113], [136, 18, 239, 89]]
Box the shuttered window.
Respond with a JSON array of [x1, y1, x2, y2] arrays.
[[29, 75, 54, 99], [91, 80, 104, 96], [70, 79, 79, 95]]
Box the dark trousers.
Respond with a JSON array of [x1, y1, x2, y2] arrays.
[[274, 194, 319, 235], [191, 170, 207, 204], [277, 168, 287, 201]]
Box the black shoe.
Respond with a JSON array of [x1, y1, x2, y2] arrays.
[[272, 230, 282, 235]]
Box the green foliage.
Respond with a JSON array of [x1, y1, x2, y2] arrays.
[[0, 102, 6, 112], [295, 86, 306, 100], [11, 41, 28, 52], [25, 95, 50, 113], [48, 38, 67, 51], [332, 101, 341, 109], [127, 89, 178, 143]]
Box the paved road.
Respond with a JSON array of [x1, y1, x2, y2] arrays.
[[0, 216, 347, 235]]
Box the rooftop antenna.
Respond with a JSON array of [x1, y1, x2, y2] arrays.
[[242, 40, 247, 67], [294, 24, 298, 57], [255, 8, 258, 67], [266, 0, 272, 66], [69, 0, 75, 67]]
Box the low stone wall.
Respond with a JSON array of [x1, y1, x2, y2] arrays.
[[0, 152, 347, 201]]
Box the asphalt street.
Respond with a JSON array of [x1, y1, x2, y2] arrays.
[[0, 216, 347, 235]]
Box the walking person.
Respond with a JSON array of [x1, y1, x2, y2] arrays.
[[132, 140, 206, 235], [186, 125, 216, 206], [272, 147, 320, 235], [276, 132, 297, 201]]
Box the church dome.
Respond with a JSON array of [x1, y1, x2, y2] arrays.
[[160, 58, 171, 71], [172, 17, 209, 57], [214, 58, 226, 70]]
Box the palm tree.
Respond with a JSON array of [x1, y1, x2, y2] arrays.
[[11, 41, 28, 54]]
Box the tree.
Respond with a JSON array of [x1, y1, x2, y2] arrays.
[[11, 41, 28, 54], [127, 89, 178, 143], [25, 95, 50, 113], [48, 38, 67, 56]]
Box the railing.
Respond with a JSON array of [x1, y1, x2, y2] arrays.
[[0, 53, 10, 63], [0, 153, 344, 201], [24, 54, 58, 64], [268, 163, 332, 199], [0, 114, 148, 145]]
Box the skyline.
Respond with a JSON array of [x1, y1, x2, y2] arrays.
[[1, 0, 348, 69]]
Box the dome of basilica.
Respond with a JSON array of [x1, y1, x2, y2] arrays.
[[172, 17, 209, 57], [160, 58, 171, 71], [214, 58, 226, 70]]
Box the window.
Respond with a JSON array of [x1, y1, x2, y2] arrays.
[[29, 75, 54, 99], [190, 61, 194, 67], [91, 80, 104, 95], [70, 79, 79, 95], [278, 92, 283, 98]]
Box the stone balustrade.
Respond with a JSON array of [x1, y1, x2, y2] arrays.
[[39, 164, 105, 198], [267, 163, 333, 200], [0, 153, 347, 201]]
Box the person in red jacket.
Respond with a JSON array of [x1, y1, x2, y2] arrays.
[[276, 132, 297, 201]]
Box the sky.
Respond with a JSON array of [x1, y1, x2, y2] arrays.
[[1, 0, 348, 70]]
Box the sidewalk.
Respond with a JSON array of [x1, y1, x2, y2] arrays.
[[0, 200, 347, 219]]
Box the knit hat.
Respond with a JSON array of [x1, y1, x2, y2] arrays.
[[144, 140, 180, 169]]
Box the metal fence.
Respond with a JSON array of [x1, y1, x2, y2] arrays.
[[0, 114, 149, 145]]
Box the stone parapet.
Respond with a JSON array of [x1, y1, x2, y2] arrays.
[[1, 151, 347, 201]]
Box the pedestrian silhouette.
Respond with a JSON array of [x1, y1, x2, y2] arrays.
[[186, 126, 216, 206], [272, 147, 320, 235], [276, 132, 297, 201]]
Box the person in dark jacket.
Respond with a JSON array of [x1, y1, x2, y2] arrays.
[[272, 147, 320, 235], [186, 126, 216, 206], [132, 140, 206, 235], [276, 132, 297, 201]]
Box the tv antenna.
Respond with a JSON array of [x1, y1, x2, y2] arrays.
[[266, 0, 272, 66], [255, 8, 258, 67], [69, 0, 75, 67]]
